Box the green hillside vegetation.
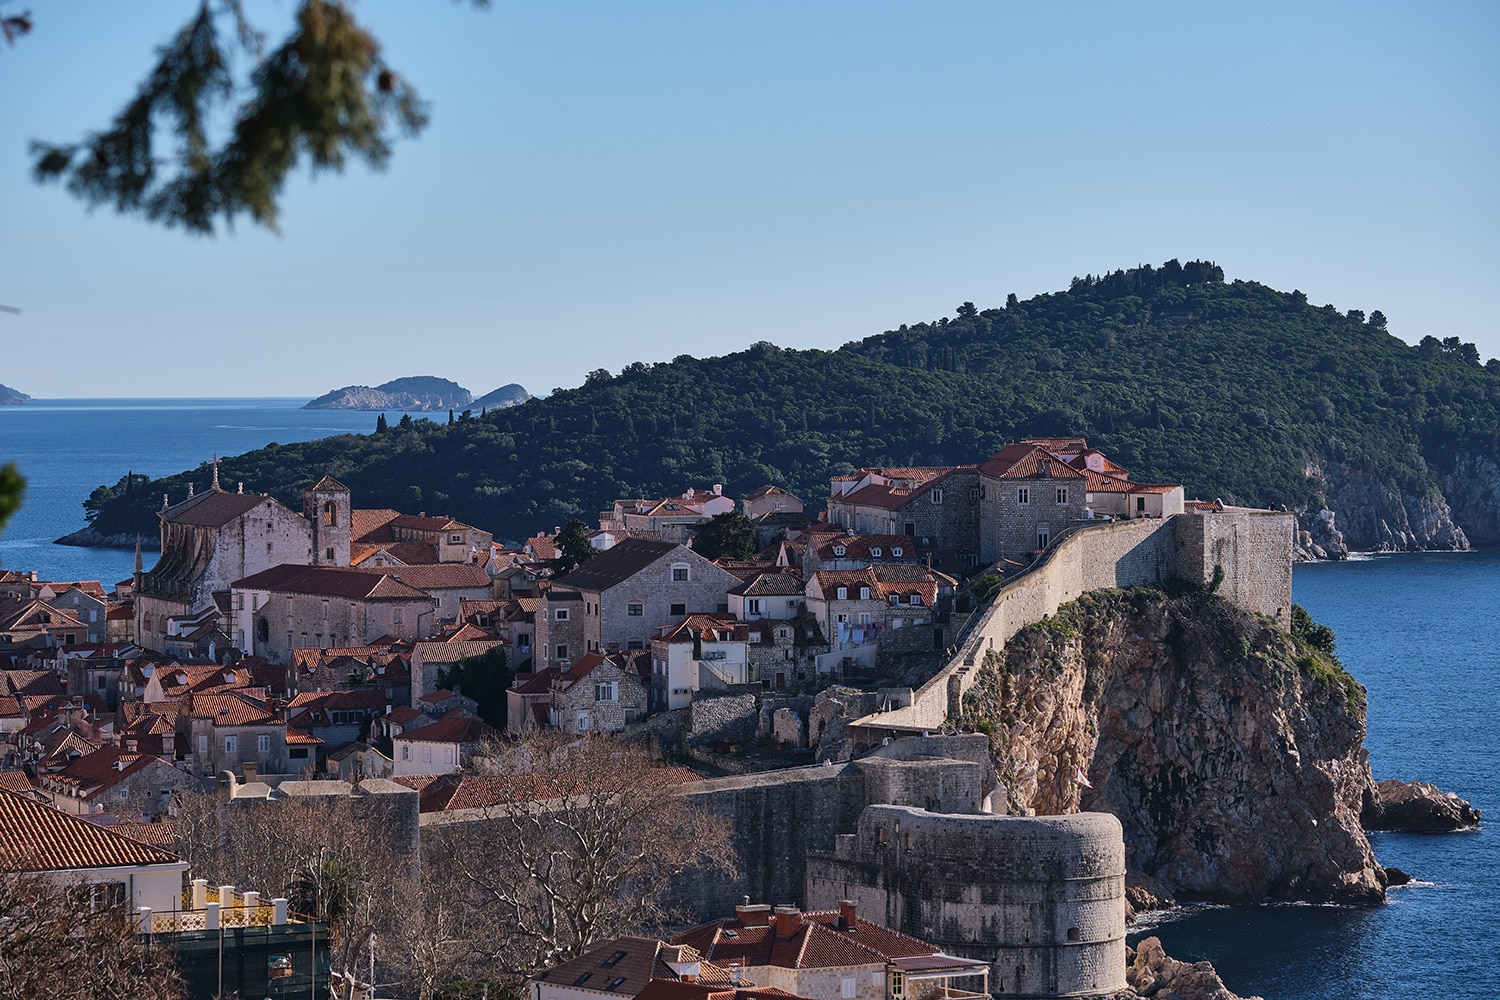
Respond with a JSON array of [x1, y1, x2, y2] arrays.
[[80, 260, 1500, 545]]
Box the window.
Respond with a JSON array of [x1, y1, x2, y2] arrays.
[[401, 745, 410, 760], [858, 612, 872, 626], [554, 608, 570, 621], [904, 521, 916, 536], [290, 747, 308, 759], [911, 593, 923, 606], [1017, 487, 1030, 504], [97, 675, 107, 690], [747, 599, 762, 614], [627, 640, 643, 650], [889, 594, 900, 606], [627, 603, 643, 616], [841, 977, 857, 999], [422, 746, 432, 762], [450, 533, 462, 544], [326, 547, 334, 560], [393, 608, 403, 625], [603, 950, 629, 969], [225, 735, 238, 754], [323, 501, 337, 526], [1038, 528, 1050, 548], [859, 587, 870, 600], [556, 644, 569, 659], [836, 587, 848, 600], [257, 734, 270, 753], [1057, 487, 1068, 505], [870, 547, 881, 557], [118, 787, 128, 800], [670, 603, 686, 616], [198, 735, 208, 755], [930, 489, 943, 504], [671, 564, 690, 582], [595, 682, 618, 702], [445, 747, 454, 763], [833, 545, 846, 556], [1137, 496, 1147, 513]]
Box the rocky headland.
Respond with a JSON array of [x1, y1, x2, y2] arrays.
[[960, 586, 1389, 904], [0, 383, 31, 404], [304, 376, 473, 411], [472, 383, 531, 409]]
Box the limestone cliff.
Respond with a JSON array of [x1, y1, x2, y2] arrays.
[[1294, 457, 1468, 560], [960, 586, 1386, 904], [1436, 451, 1500, 547]]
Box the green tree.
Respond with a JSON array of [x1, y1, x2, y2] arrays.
[[0, 464, 24, 539], [552, 519, 596, 576], [27, 1, 486, 235], [376, 412, 389, 433], [436, 647, 511, 730], [691, 511, 756, 560]]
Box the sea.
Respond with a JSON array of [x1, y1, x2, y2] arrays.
[[1, 398, 1495, 998]]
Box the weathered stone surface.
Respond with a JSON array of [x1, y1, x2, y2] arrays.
[[1362, 778, 1482, 832], [960, 587, 1385, 904], [1298, 458, 1469, 558], [1292, 505, 1348, 562], [688, 692, 759, 741], [1125, 871, 1177, 916], [1122, 937, 1262, 1000], [1438, 451, 1500, 547]]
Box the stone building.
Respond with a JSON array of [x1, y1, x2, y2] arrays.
[[135, 475, 352, 652], [536, 538, 742, 670], [179, 691, 294, 778], [38, 745, 195, 821], [649, 614, 753, 710], [741, 485, 805, 520], [548, 652, 648, 733], [231, 565, 437, 663], [600, 486, 736, 544]]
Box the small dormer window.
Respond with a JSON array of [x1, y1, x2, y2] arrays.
[[870, 547, 881, 557], [892, 546, 903, 556], [911, 593, 923, 606], [833, 545, 846, 557], [888, 594, 899, 606], [836, 587, 848, 600], [859, 587, 871, 600]]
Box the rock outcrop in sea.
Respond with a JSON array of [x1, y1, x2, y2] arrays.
[[0, 383, 31, 404], [1111, 937, 1262, 1000], [961, 586, 1388, 904], [1362, 778, 1482, 832]]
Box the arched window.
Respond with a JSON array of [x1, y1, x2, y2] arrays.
[[256, 617, 270, 642], [323, 501, 337, 526]]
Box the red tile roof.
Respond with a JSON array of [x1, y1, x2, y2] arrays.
[[397, 715, 497, 744], [0, 788, 182, 871], [185, 691, 279, 727]]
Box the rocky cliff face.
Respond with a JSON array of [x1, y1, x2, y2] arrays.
[[1295, 458, 1469, 560], [1437, 451, 1500, 547], [960, 587, 1387, 904], [0, 383, 30, 404]]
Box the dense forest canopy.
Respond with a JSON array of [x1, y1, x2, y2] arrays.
[[80, 260, 1500, 545]]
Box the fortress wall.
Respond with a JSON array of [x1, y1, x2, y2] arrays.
[[806, 805, 1126, 999], [851, 513, 1294, 738]]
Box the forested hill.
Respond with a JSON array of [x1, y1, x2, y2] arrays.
[[77, 260, 1500, 547]]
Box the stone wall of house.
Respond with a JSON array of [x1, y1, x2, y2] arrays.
[[556, 661, 647, 733], [536, 591, 586, 669], [899, 469, 982, 557], [592, 548, 741, 653], [227, 776, 421, 860], [689, 692, 760, 741], [978, 471, 1089, 565], [249, 592, 432, 663], [805, 805, 1126, 998], [850, 512, 1294, 736]]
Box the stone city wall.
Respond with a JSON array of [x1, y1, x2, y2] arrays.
[[849, 512, 1293, 736]]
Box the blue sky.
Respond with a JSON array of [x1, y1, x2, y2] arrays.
[[2, 1, 1496, 398]]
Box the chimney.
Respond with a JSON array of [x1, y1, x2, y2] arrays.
[[839, 899, 858, 932], [735, 902, 772, 928], [772, 905, 802, 939], [713, 484, 723, 496], [242, 760, 258, 782], [729, 964, 742, 987]]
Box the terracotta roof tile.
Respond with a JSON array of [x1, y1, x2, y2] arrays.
[[0, 788, 182, 871]]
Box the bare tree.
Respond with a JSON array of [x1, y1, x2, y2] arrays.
[[0, 865, 186, 1000], [436, 732, 734, 977]]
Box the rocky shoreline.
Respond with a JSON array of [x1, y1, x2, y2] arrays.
[[53, 525, 157, 550]]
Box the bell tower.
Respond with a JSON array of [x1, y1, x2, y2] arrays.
[[303, 475, 352, 566]]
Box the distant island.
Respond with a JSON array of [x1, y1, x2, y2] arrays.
[[303, 376, 531, 412], [472, 383, 532, 410], [0, 383, 31, 404]]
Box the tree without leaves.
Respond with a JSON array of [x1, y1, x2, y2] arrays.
[[0, 865, 186, 1000], [28, 1, 487, 235], [441, 732, 734, 976]]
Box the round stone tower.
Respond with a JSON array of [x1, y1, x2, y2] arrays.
[[806, 804, 1127, 998]]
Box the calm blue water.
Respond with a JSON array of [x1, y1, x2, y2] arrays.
[[2, 401, 1495, 996], [1133, 551, 1499, 999], [0, 398, 398, 583]]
